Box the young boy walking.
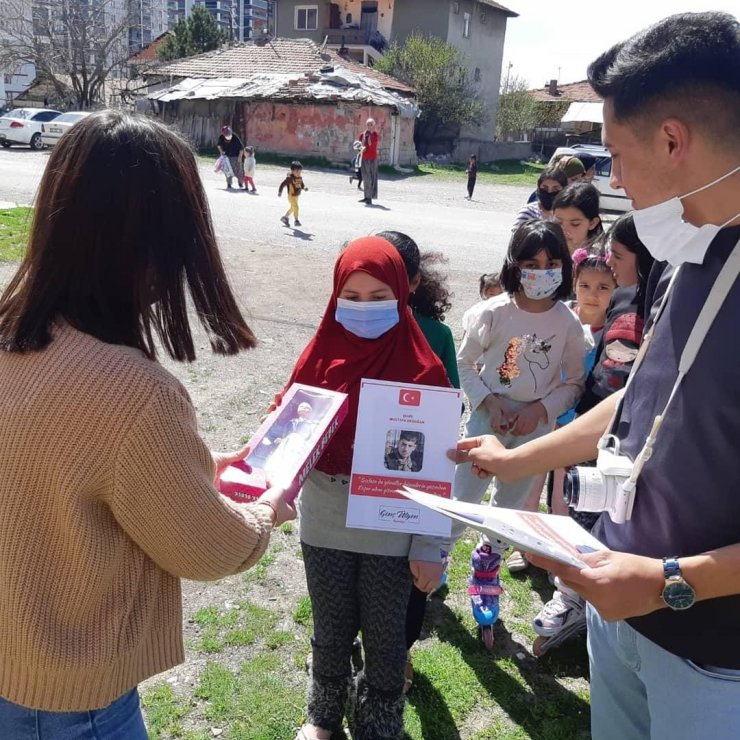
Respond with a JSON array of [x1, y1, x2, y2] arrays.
[[278, 161, 308, 227]]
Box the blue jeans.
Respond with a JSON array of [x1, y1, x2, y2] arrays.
[[587, 605, 740, 739], [0, 687, 148, 739]]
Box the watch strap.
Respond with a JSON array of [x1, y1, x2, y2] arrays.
[[663, 556, 681, 579]]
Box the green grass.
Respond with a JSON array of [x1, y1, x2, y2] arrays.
[[292, 595, 313, 627], [244, 552, 276, 585], [195, 656, 305, 739], [141, 684, 190, 739], [417, 159, 546, 187], [0, 207, 32, 261], [192, 601, 277, 654], [280, 522, 294, 535], [144, 530, 590, 739]]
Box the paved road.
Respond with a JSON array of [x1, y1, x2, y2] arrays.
[[0, 146, 531, 448]]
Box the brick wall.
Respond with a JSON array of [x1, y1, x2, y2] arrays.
[[242, 101, 416, 166]]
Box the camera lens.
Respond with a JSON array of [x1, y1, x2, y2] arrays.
[[564, 468, 580, 507]]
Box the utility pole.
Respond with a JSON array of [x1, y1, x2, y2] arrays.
[[504, 61, 512, 93]]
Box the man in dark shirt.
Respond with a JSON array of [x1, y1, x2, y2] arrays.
[[216, 125, 245, 189], [453, 12, 740, 739]]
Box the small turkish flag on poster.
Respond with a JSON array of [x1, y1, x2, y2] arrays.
[[399, 389, 421, 406]]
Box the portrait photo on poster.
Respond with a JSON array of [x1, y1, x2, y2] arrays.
[[384, 429, 424, 473]]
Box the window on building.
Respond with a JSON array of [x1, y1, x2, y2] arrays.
[[463, 12, 471, 38], [295, 5, 319, 31], [452, 1, 459, 13], [474, 67, 481, 82]]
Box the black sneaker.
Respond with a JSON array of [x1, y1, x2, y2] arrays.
[[280, 216, 289, 226], [294, 219, 302, 226]]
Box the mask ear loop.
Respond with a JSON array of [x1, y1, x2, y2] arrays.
[[679, 164, 740, 201]]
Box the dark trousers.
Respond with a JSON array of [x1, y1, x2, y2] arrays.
[[467, 175, 477, 198], [361, 159, 379, 200], [302, 542, 412, 739]]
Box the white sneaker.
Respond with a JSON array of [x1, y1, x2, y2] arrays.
[[533, 589, 586, 637]]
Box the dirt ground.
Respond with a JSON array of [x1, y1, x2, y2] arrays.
[[0, 154, 591, 738]]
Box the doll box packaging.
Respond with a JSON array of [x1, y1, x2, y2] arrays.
[[218, 383, 349, 504]]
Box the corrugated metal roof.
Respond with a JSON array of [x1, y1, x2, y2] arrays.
[[148, 66, 419, 117], [153, 38, 331, 78], [147, 38, 414, 97]]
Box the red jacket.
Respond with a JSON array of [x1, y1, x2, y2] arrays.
[[357, 130, 379, 161]]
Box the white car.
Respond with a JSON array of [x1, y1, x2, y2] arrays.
[[40, 111, 91, 148], [550, 144, 631, 213], [0, 108, 62, 150]]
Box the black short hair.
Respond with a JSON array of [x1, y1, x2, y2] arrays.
[[291, 160, 303, 170], [552, 182, 604, 240], [538, 166, 568, 189], [587, 12, 740, 149], [376, 230, 420, 280], [398, 431, 420, 444], [500, 220, 573, 301], [574, 152, 596, 170], [377, 231, 452, 321], [0, 111, 255, 359]]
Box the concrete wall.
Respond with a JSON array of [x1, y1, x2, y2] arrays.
[[391, 0, 448, 42], [451, 137, 531, 163], [158, 97, 416, 166], [274, 0, 330, 43], [447, 0, 507, 144]]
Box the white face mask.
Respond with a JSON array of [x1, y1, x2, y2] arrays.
[[519, 268, 563, 300], [632, 165, 740, 267]]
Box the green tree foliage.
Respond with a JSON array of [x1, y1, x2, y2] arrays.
[[496, 73, 571, 140], [158, 6, 229, 61], [495, 74, 537, 140], [375, 32, 483, 152]]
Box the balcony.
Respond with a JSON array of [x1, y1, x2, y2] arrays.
[[322, 27, 369, 46]]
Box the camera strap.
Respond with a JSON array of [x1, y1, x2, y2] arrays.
[[599, 237, 740, 488]]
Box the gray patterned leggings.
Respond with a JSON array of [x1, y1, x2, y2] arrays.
[[301, 542, 412, 739]]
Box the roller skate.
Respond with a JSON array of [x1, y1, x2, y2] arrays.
[[469, 536, 503, 650], [532, 580, 587, 657]]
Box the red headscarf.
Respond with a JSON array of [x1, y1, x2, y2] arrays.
[[284, 236, 449, 474]]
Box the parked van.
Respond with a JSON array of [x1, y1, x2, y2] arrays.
[[549, 144, 631, 213]]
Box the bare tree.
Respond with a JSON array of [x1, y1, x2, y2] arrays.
[[0, 0, 134, 109]]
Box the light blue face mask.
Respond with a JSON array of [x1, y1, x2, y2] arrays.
[[335, 298, 399, 339]]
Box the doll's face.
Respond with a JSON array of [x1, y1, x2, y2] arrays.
[[605, 339, 638, 364]]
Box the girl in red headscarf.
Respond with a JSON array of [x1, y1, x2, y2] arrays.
[[289, 237, 449, 740]]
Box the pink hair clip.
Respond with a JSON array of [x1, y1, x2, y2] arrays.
[[572, 248, 590, 266]]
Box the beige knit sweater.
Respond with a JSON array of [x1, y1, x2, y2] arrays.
[[0, 322, 273, 711]]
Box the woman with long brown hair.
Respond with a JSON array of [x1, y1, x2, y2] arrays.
[[0, 111, 295, 737]]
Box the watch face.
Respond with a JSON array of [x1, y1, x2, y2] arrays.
[[664, 581, 695, 610]]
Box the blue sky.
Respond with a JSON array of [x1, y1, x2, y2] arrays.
[[500, 1, 738, 88]]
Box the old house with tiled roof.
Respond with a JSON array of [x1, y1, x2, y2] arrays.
[[274, 0, 518, 158], [524, 78, 605, 154], [143, 37, 418, 165]]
